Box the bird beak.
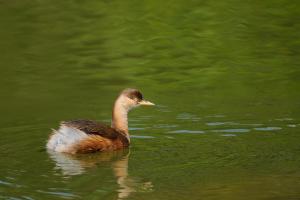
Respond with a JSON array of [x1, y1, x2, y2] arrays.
[[139, 100, 155, 106]]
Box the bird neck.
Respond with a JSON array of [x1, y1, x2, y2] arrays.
[[111, 97, 130, 141]]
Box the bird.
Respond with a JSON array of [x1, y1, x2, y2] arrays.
[[46, 88, 154, 154]]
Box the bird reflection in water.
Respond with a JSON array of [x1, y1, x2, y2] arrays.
[[48, 149, 153, 199]]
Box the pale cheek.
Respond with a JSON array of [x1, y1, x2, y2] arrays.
[[120, 97, 139, 111], [128, 104, 140, 111]]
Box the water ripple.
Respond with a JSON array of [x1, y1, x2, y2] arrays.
[[212, 129, 250, 133], [22, 196, 35, 200], [168, 130, 205, 134], [156, 105, 171, 112], [153, 124, 178, 129], [275, 118, 294, 121], [0, 180, 22, 188], [176, 113, 201, 121], [206, 122, 263, 127], [205, 115, 226, 118], [37, 189, 79, 199], [129, 127, 145, 131], [221, 134, 237, 137], [130, 135, 155, 139], [0, 180, 14, 187], [253, 127, 282, 131], [206, 122, 238, 126], [165, 136, 175, 139]]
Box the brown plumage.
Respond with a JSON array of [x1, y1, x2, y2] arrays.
[[63, 120, 129, 154], [46, 88, 155, 154]]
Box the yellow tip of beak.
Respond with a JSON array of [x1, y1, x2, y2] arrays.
[[139, 100, 155, 106]]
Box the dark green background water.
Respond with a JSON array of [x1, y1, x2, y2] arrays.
[[0, 0, 300, 199]]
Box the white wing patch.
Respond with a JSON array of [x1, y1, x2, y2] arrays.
[[46, 125, 88, 153]]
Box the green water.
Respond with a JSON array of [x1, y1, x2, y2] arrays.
[[0, 0, 300, 199]]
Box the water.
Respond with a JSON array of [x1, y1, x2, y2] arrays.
[[0, 0, 300, 199]]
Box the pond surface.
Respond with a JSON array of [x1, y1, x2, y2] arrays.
[[0, 0, 300, 199]]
